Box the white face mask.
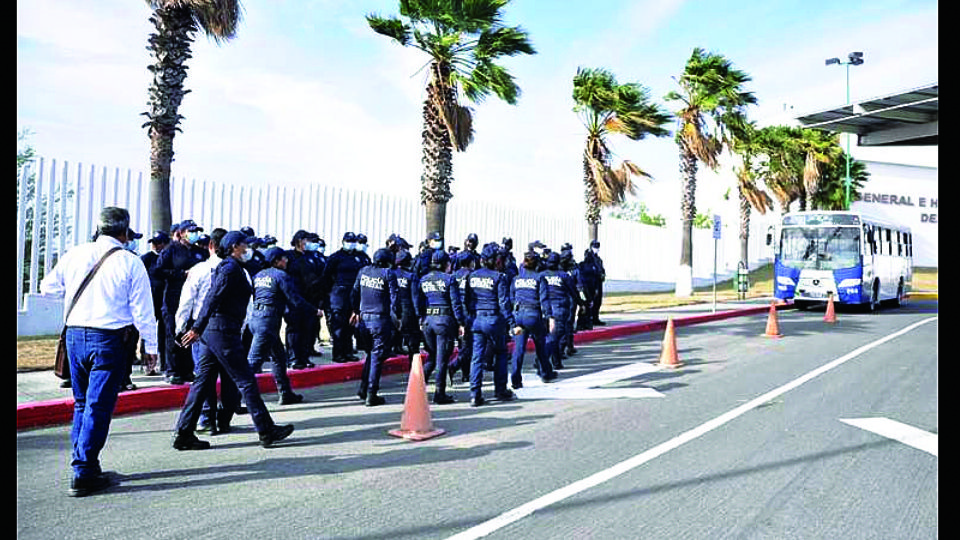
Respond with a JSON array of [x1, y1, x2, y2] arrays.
[[306, 242, 319, 252], [240, 249, 253, 263], [343, 242, 356, 251], [430, 240, 443, 250], [592, 247, 600, 254], [318, 246, 325, 255], [360, 244, 368, 253]]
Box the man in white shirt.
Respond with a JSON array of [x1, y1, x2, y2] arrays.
[[40, 207, 158, 497], [174, 228, 241, 433]]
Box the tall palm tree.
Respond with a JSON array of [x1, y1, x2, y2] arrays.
[[142, 0, 243, 233], [367, 0, 535, 238], [665, 47, 756, 297], [572, 67, 671, 242], [729, 122, 773, 268]]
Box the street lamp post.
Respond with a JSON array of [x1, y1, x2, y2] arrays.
[[825, 51, 863, 210]]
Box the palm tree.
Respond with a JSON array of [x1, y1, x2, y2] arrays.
[[572, 67, 671, 242], [665, 47, 756, 297], [729, 122, 773, 268], [816, 156, 869, 210], [367, 0, 535, 238], [142, 0, 243, 233]]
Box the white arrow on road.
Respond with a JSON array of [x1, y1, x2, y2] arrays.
[[514, 361, 665, 400], [840, 417, 938, 457]]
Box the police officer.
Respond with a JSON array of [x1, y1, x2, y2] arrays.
[[586, 240, 606, 325], [321, 232, 365, 363], [501, 237, 519, 282], [283, 230, 320, 369], [579, 244, 602, 329], [175, 231, 295, 450], [141, 230, 170, 376], [242, 231, 268, 277], [393, 250, 420, 359], [249, 247, 323, 405], [356, 233, 372, 267], [156, 219, 207, 384], [541, 252, 580, 371], [350, 248, 400, 406], [305, 233, 329, 357], [509, 251, 558, 389], [414, 231, 444, 278], [463, 233, 479, 258], [451, 250, 476, 386], [560, 247, 587, 357], [413, 250, 464, 404], [461, 243, 517, 407]]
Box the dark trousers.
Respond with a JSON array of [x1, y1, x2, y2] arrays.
[[175, 326, 275, 436], [161, 306, 194, 378], [248, 314, 294, 395], [470, 315, 509, 398], [454, 329, 473, 382], [545, 308, 570, 368], [356, 315, 394, 396], [65, 327, 126, 480], [421, 315, 457, 396], [191, 342, 240, 426], [327, 308, 354, 360], [591, 284, 604, 322], [284, 309, 318, 365], [511, 311, 553, 384]]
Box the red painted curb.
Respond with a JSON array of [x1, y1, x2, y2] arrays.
[[17, 304, 785, 430]]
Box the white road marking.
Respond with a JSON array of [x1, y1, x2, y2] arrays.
[[515, 361, 664, 400], [444, 316, 938, 540], [840, 417, 938, 456]]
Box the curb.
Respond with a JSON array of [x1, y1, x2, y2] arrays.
[[16, 303, 786, 431]]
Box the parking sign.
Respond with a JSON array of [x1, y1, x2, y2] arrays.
[[713, 215, 722, 239]]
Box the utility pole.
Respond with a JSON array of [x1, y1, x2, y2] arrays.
[[825, 51, 864, 210]]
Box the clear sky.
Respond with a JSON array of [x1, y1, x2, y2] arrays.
[[17, 0, 938, 225]]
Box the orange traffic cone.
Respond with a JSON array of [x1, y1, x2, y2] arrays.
[[824, 293, 837, 323], [764, 302, 783, 338], [388, 353, 445, 441], [657, 318, 683, 368]]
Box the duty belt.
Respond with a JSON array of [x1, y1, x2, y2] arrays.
[[515, 303, 541, 312], [254, 304, 278, 311], [475, 308, 498, 315], [426, 307, 451, 316]]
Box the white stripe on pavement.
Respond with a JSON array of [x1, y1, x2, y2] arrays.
[[840, 417, 938, 456], [445, 316, 938, 540]]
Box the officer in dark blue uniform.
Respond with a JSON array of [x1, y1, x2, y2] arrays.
[[509, 251, 558, 389], [541, 252, 580, 370], [461, 243, 517, 407], [174, 231, 295, 450], [156, 219, 207, 384], [322, 232, 365, 363], [393, 250, 420, 359], [587, 240, 606, 325], [351, 248, 400, 406], [578, 245, 601, 330], [283, 230, 320, 369], [305, 233, 328, 357], [249, 247, 324, 405], [451, 251, 476, 385], [414, 231, 443, 278], [356, 233, 372, 267], [413, 250, 465, 404], [141, 230, 170, 376], [501, 237, 519, 282], [560, 246, 587, 357]]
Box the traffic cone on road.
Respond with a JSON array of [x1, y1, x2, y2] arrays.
[[764, 302, 783, 338], [389, 354, 445, 441], [824, 293, 837, 323], [657, 318, 683, 368]]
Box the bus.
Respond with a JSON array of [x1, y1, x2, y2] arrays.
[[770, 211, 912, 311]]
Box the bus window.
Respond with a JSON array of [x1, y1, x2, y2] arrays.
[[896, 231, 902, 256], [886, 229, 892, 255]]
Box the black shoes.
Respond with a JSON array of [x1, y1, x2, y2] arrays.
[[432, 393, 456, 405], [289, 361, 315, 370], [511, 379, 523, 390], [495, 390, 517, 402], [173, 432, 211, 451], [470, 395, 486, 407], [278, 392, 304, 405], [195, 421, 217, 434], [260, 424, 295, 448], [541, 372, 559, 383], [365, 395, 386, 407], [67, 472, 118, 497]]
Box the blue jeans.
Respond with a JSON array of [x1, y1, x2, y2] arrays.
[[470, 315, 509, 398], [511, 311, 553, 384], [247, 314, 293, 395], [66, 327, 127, 480]]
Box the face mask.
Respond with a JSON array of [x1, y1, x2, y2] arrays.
[[592, 247, 600, 254], [343, 242, 356, 251], [306, 242, 319, 252], [240, 249, 253, 263], [186, 231, 200, 243], [125, 240, 139, 253], [430, 240, 443, 250], [318, 246, 325, 255], [360, 244, 368, 253]]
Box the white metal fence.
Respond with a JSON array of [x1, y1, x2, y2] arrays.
[[17, 156, 778, 322]]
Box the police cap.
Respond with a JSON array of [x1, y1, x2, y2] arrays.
[[357, 233, 368, 244], [148, 230, 170, 244], [221, 231, 251, 252], [343, 231, 357, 243], [240, 226, 256, 237], [590, 240, 600, 248], [264, 246, 287, 265], [427, 231, 442, 241]]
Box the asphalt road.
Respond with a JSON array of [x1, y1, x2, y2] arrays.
[[17, 300, 938, 540]]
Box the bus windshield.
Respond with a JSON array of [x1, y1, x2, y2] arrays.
[[780, 226, 861, 270]]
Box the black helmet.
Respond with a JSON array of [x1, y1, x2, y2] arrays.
[[373, 248, 393, 267]]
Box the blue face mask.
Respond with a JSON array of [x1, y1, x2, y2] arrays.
[[306, 242, 320, 252], [125, 240, 139, 253], [186, 231, 200, 243], [344, 242, 356, 251]]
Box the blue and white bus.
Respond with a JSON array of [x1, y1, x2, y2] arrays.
[[771, 211, 913, 311]]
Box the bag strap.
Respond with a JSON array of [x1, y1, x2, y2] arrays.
[[64, 246, 124, 323]]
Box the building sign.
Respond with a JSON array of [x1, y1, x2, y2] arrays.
[[855, 193, 937, 223]]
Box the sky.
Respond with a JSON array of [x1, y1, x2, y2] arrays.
[[17, 0, 938, 225]]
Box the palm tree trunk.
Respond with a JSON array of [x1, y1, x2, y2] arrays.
[[420, 62, 455, 238], [149, 131, 174, 233], [739, 188, 750, 267], [584, 152, 601, 243], [677, 147, 697, 297]]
